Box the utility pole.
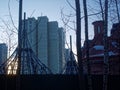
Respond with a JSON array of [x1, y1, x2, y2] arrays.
[[75, 0, 85, 90]]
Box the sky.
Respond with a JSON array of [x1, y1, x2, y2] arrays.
[[0, 0, 75, 26], [0, 0, 108, 55], [0, 0, 77, 53]]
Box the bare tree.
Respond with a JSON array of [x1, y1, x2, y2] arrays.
[[103, 0, 109, 90], [110, 0, 120, 22], [75, 0, 85, 90], [0, 0, 18, 57], [83, 0, 93, 90], [98, 0, 109, 90], [0, 18, 17, 57], [103, 0, 120, 23]]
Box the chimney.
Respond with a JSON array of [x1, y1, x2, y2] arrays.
[[92, 21, 104, 37]]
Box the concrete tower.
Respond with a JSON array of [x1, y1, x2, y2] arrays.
[[0, 43, 7, 64], [37, 16, 49, 66], [48, 21, 59, 73], [26, 18, 37, 53], [24, 16, 65, 74]]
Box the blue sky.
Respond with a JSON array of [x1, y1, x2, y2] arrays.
[[23, 0, 67, 23], [0, 0, 77, 53], [0, 0, 75, 26], [0, 1, 76, 37], [0, 0, 102, 54]]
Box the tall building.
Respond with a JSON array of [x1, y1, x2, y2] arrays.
[[48, 21, 60, 73], [58, 28, 65, 72], [24, 16, 65, 74], [0, 43, 8, 64], [37, 16, 49, 67], [26, 17, 37, 53]]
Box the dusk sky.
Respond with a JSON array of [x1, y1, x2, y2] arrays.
[[0, 0, 75, 27], [0, 0, 102, 54], [0, 0, 78, 52]]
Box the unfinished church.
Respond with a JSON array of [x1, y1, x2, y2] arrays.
[[82, 21, 120, 75]]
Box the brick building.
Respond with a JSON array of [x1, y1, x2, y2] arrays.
[[82, 21, 120, 75]]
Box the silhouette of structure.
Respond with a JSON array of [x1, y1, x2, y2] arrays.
[[0, 3, 52, 75], [82, 21, 120, 75], [62, 36, 79, 74], [63, 50, 79, 74], [25, 17, 65, 74]]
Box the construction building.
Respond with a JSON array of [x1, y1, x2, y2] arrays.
[[24, 16, 65, 74]]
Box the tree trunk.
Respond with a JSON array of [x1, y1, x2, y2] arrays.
[[103, 0, 109, 90], [115, 0, 120, 22], [16, 0, 23, 90], [83, 0, 93, 90], [75, 0, 85, 90]]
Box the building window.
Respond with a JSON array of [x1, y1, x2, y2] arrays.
[[29, 20, 32, 24], [97, 26, 100, 34]]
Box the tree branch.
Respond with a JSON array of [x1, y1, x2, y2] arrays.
[[66, 0, 76, 11], [8, 0, 18, 31]]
